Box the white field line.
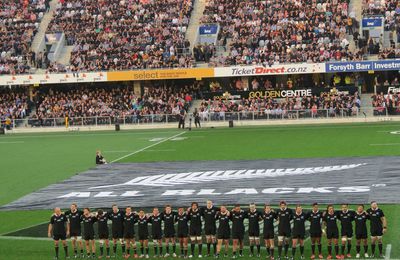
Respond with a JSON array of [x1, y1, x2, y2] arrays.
[[110, 132, 186, 163], [0, 141, 25, 144], [369, 143, 400, 146], [385, 244, 392, 260]]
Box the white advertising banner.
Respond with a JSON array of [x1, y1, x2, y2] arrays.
[[214, 63, 326, 77], [0, 72, 107, 86]]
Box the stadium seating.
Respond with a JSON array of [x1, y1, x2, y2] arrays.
[[198, 93, 361, 120], [0, 1, 49, 75], [201, 0, 361, 66], [46, 0, 194, 72], [0, 87, 30, 120], [29, 84, 196, 126]]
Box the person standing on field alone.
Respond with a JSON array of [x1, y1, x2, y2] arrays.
[[178, 107, 186, 129]]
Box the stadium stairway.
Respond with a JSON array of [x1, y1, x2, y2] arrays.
[[31, 0, 58, 56], [347, 0, 363, 53], [360, 93, 374, 117], [185, 0, 207, 49], [57, 46, 75, 66]]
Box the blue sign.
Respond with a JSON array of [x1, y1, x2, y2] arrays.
[[362, 17, 383, 28], [326, 60, 400, 73], [199, 24, 218, 35]]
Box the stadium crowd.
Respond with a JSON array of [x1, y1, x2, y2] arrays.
[[30, 84, 195, 121], [46, 0, 194, 72], [0, 0, 50, 75], [200, 0, 361, 66], [0, 87, 30, 121], [197, 92, 361, 120]]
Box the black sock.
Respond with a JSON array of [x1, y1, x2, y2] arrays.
[[207, 243, 211, 255], [318, 244, 322, 254], [127, 248, 130, 255], [140, 246, 144, 255], [100, 246, 104, 256], [250, 245, 254, 255], [146, 247, 149, 255], [134, 248, 137, 255], [292, 247, 296, 257], [278, 245, 282, 257], [213, 243, 217, 255], [371, 244, 376, 255], [284, 244, 289, 256], [335, 245, 339, 255], [348, 242, 352, 254], [364, 245, 368, 254], [312, 244, 315, 254], [270, 248, 274, 258], [87, 253, 90, 257], [106, 247, 110, 256], [342, 244, 346, 255], [356, 245, 361, 253], [300, 246, 304, 256], [173, 244, 176, 253], [191, 243, 195, 255], [113, 245, 117, 254], [154, 246, 158, 255], [122, 244, 126, 254], [64, 246, 68, 257], [55, 246, 59, 258], [257, 244, 260, 254], [159, 246, 163, 255], [74, 249, 77, 255], [166, 244, 170, 254], [239, 249, 243, 255], [80, 249, 84, 255], [184, 248, 188, 256], [181, 247, 184, 255], [198, 243, 202, 255], [378, 243, 383, 254], [266, 247, 270, 255], [328, 245, 332, 255]]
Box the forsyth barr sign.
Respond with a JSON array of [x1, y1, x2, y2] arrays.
[[2, 157, 400, 210]]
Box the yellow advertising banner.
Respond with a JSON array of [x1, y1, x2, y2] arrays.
[[107, 68, 214, 81]]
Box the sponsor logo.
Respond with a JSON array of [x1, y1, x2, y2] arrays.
[[90, 163, 366, 189]]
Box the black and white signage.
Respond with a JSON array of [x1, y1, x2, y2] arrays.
[[2, 157, 399, 210]]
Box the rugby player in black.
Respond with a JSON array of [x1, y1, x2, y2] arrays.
[[367, 201, 387, 258], [215, 205, 231, 258], [231, 204, 246, 258], [308, 203, 323, 259], [48, 207, 69, 260], [149, 207, 163, 257], [338, 204, 355, 259], [163, 205, 177, 257], [201, 200, 219, 257], [82, 208, 97, 258], [292, 205, 306, 259], [188, 202, 203, 258], [262, 204, 276, 260], [123, 207, 138, 258], [247, 203, 261, 257], [276, 201, 292, 260], [107, 204, 125, 257], [354, 205, 369, 259], [323, 205, 340, 260], [137, 210, 150, 258], [176, 207, 190, 258], [65, 203, 84, 258], [96, 209, 110, 259]]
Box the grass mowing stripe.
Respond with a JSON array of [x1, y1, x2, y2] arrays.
[[369, 143, 400, 146], [110, 132, 186, 163]]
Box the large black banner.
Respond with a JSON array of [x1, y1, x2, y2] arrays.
[[1, 156, 399, 210]]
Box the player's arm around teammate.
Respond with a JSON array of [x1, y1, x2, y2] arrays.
[[276, 201, 292, 259], [291, 205, 306, 259], [323, 205, 340, 259], [149, 207, 163, 257], [308, 203, 324, 259], [82, 208, 97, 258], [247, 203, 261, 257], [163, 205, 177, 257], [176, 207, 190, 258], [96, 209, 110, 259], [354, 204, 369, 258], [137, 210, 150, 258]]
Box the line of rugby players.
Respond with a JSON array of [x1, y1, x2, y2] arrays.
[[48, 200, 387, 260]]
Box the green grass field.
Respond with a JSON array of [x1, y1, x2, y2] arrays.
[[1, 122, 400, 259]]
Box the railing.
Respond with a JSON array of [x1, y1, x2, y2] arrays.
[[2, 107, 397, 129]]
